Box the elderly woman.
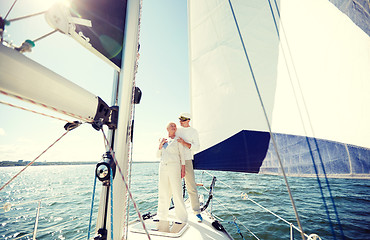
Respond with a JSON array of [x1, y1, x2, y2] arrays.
[[156, 122, 187, 223]]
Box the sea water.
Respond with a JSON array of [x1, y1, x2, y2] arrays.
[[0, 164, 369, 240]]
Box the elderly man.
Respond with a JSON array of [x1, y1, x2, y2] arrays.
[[176, 113, 203, 222]]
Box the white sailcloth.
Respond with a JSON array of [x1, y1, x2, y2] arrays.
[[188, 0, 370, 178]]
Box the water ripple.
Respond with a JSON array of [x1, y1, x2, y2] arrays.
[[1, 164, 369, 239]]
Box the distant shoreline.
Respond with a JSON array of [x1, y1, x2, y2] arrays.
[[0, 161, 159, 167], [0, 161, 95, 167]]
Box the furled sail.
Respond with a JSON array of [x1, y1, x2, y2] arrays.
[[188, 0, 370, 178], [0, 0, 129, 127], [45, 0, 127, 71], [1, 0, 139, 238]]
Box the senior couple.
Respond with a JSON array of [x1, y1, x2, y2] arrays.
[[156, 113, 202, 224]]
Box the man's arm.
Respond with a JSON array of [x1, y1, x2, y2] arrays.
[[177, 137, 191, 149], [177, 128, 200, 151], [190, 129, 200, 152]]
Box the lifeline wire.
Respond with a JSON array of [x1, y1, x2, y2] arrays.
[[201, 170, 310, 239], [205, 185, 261, 240], [226, 1, 305, 239]]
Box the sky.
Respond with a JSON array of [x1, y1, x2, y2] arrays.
[[0, 0, 190, 162]]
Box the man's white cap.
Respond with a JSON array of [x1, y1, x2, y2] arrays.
[[179, 112, 191, 120]]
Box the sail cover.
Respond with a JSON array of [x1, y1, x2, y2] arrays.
[[52, 0, 128, 70], [188, 0, 370, 178]]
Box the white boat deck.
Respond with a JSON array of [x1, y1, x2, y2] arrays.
[[127, 199, 233, 240]]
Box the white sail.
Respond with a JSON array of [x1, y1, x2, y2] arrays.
[[188, 0, 370, 178], [189, 0, 278, 150], [271, 0, 370, 148], [1, 0, 368, 239]]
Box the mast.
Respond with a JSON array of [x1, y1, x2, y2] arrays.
[[94, 0, 141, 239]]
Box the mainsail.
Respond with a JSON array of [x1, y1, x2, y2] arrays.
[[188, 0, 370, 178]]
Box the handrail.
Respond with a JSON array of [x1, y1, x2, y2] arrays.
[[32, 200, 41, 240], [13, 217, 81, 240], [3, 194, 94, 239]]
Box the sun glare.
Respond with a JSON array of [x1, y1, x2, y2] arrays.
[[34, 0, 71, 10]]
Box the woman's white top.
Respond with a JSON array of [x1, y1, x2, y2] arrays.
[[157, 136, 185, 165]]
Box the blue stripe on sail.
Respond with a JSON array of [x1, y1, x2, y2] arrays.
[[347, 145, 370, 174], [194, 130, 370, 178], [329, 0, 370, 36], [193, 130, 270, 173]]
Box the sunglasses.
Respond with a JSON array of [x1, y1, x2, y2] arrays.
[[179, 117, 190, 121]]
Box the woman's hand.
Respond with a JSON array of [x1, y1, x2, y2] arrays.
[[181, 165, 186, 178], [159, 138, 167, 149]]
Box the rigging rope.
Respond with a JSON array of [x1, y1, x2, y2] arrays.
[[2, 2, 56, 48], [87, 175, 97, 240], [0, 100, 70, 122], [6, 10, 46, 22], [0, 90, 90, 122], [110, 167, 114, 240], [101, 128, 151, 240], [0, 124, 80, 192], [266, 0, 344, 238], [226, 1, 305, 239], [4, 0, 18, 20], [32, 29, 58, 43]]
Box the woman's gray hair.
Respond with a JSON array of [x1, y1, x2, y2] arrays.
[[166, 122, 177, 130]]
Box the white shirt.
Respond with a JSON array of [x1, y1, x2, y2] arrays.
[[176, 126, 200, 160], [157, 136, 185, 165]]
